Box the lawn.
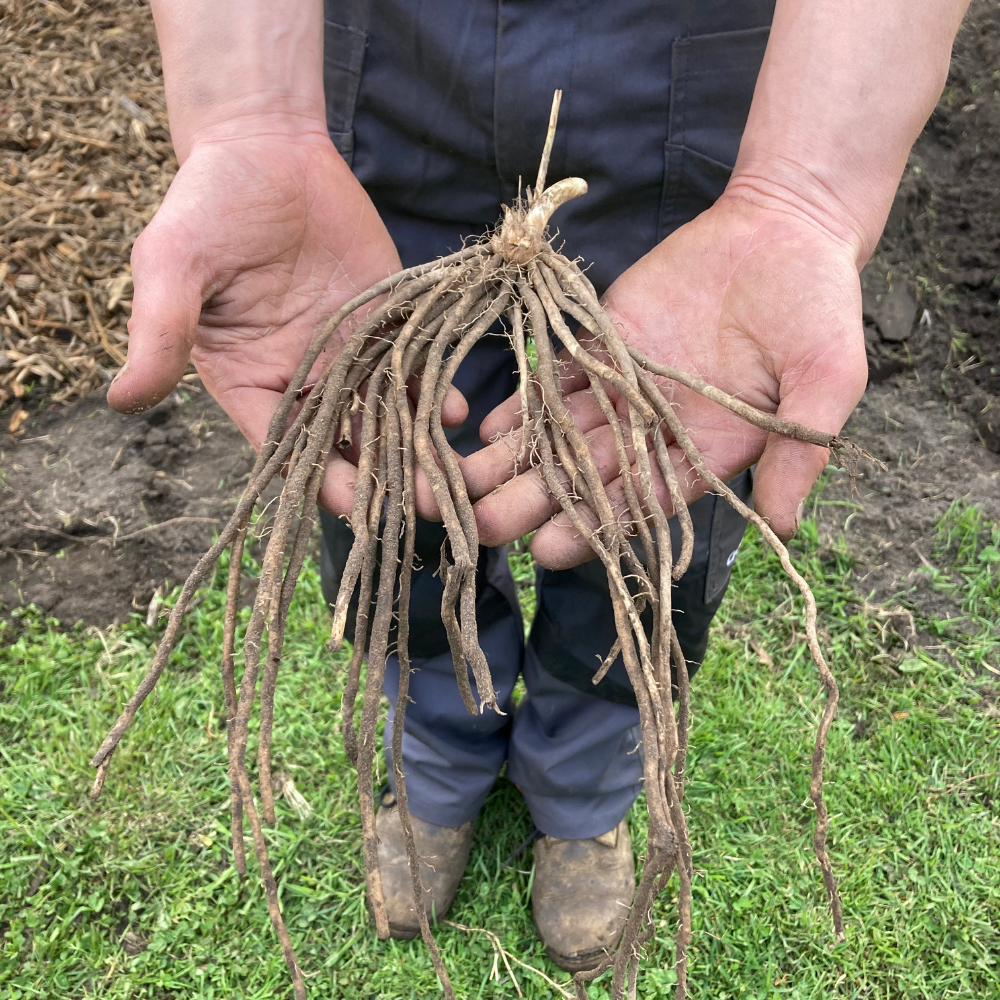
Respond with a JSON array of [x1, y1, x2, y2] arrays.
[[1, 503, 998, 999]]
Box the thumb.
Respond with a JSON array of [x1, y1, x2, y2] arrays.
[[752, 350, 868, 542], [753, 433, 831, 542], [106, 225, 204, 414]]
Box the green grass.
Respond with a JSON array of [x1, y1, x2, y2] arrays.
[[506, 535, 537, 638], [1, 506, 998, 999]]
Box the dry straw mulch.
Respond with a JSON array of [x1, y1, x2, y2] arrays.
[[0, 0, 174, 431]]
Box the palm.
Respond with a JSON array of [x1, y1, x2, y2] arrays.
[[602, 194, 866, 489], [109, 134, 399, 450], [464, 195, 868, 566]]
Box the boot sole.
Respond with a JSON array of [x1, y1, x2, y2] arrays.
[[545, 944, 611, 974], [365, 893, 423, 941], [387, 923, 420, 941]]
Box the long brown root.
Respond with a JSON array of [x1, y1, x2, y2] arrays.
[[90, 91, 846, 998]]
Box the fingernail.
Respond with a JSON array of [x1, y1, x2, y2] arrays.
[[795, 498, 805, 532], [111, 359, 129, 382]]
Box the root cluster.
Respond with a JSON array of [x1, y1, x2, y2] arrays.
[[90, 94, 848, 999]]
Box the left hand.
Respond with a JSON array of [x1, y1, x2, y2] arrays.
[[460, 192, 869, 569]]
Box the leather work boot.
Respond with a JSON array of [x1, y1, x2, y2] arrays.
[[531, 819, 636, 972], [373, 792, 474, 940]]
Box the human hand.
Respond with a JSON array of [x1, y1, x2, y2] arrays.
[[107, 128, 467, 516], [462, 193, 869, 568]]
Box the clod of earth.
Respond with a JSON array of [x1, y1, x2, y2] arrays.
[[89, 94, 859, 1000]]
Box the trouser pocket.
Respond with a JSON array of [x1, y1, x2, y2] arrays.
[[658, 25, 770, 239], [323, 1, 369, 163]]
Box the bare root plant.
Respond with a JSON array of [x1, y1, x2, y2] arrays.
[[90, 93, 854, 1000]]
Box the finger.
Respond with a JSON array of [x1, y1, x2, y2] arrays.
[[753, 345, 868, 542], [473, 421, 633, 547], [107, 223, 203, 414], [407, 373, 469, 428], [461, 429, 528, 502], [441, 384, 469, 427], [476, 390, 522, 443], [531, 441, 703, 570], [202, 378, 361, 520], [477, 347, 592, 442], [317, 448, 362, 519], [414, 461, 443, 521], [463, 384, 612, 503]]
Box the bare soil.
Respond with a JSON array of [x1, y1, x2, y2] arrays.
[[1, 1, 998, 628], [0, 386, 266, 624]]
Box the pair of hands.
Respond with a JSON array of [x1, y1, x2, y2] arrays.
[[108, 129, 868, 569]]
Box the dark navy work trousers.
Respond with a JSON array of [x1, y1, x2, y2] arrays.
[[320, 0, 773, 838]]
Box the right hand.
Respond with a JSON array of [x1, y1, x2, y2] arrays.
[[108, 127, 466, 516]]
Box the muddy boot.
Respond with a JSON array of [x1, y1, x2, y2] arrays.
[[373, 792, 474, 940], [531, 819, 635, 972]]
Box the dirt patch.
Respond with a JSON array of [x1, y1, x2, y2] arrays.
[[817, 379, 1000, 619], [0, 385, 271, 625]]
